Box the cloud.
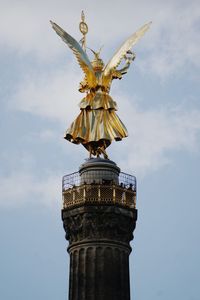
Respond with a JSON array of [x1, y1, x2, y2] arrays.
[[0, 171, 61, 209], [10, 64, 81, 124], [1, 0, 199, 77], [112, 92, 200, 176], [2, 0, 200, 210], [139, 1, 200, 78], [2, 94, 200, 209], [11, 65, 200, 177]]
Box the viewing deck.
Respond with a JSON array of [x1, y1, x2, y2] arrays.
[[62, 171, 137, 209]]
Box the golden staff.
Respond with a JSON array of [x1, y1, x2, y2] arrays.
[[79, 11, 88, 52]]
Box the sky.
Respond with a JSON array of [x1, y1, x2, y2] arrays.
[[1, 0, 200, 299]]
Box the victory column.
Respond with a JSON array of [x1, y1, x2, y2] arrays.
[[51, 12, 151, 300]]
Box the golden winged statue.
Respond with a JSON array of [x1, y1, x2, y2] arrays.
[[50, 13, 151, 159]]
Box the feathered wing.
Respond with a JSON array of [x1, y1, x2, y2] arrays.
[[50, 21, 96, 87], [103, 22, 152, 78]]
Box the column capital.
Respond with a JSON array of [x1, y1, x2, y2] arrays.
[[62, 205, 137, 249]]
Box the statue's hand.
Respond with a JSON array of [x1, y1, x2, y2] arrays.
[[79, 80, 89, 93], [116, 50, 136, 76], [112, 70, 123, 80]]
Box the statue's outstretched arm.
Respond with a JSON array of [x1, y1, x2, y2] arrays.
[[116, 51, 136, 77]]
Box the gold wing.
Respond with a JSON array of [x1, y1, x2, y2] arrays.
[[50, 21, 96, 87], [103, 22, 152, 78]]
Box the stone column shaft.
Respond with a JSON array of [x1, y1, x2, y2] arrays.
[[62, 205, 137, 300], [68, 244, 130, 300]]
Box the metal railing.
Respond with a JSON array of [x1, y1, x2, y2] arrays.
[[63, 184, 136, 209], [63, 171, 136, 191], [62, 171, 136, 209]]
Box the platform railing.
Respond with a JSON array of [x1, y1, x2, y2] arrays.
[[62, 172, 136, 209], [62, 171, 136, 191]]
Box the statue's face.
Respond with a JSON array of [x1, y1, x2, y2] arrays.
[[91, 57, 104, 72], [94, 65, 104, 72]]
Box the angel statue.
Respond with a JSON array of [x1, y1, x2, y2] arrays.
[[50, 12, 151, 159]]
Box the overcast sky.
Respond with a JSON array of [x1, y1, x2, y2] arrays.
[[1, 0, 200, 299]]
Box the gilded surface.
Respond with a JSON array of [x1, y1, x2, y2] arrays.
[[62, 184, 136, 210], [50, 13, 151, 158]]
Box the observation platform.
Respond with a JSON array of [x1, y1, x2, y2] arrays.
[[62, 158, 136, 209]]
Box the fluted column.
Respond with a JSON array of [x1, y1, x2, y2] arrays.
[[62, 205, 137, 300]]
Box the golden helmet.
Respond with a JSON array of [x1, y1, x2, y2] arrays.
[[90, 49, 104, 70]]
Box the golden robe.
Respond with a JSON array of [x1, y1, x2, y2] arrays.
[[64, 91, 128, 153]]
